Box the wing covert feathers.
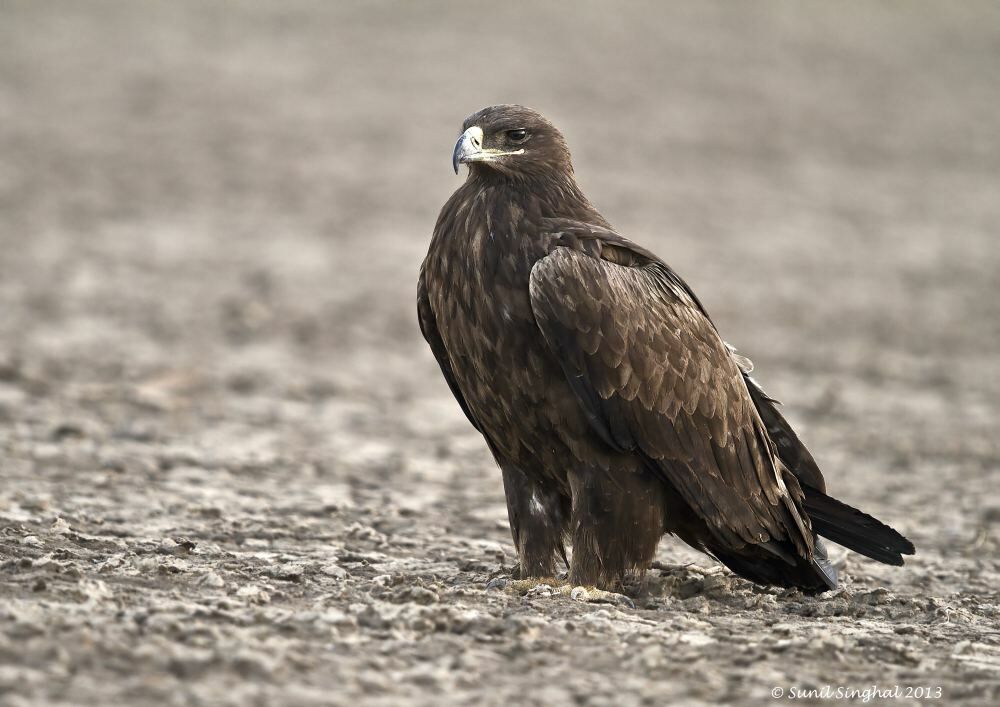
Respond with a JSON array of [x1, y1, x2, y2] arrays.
[[529, 246, 814, 557]]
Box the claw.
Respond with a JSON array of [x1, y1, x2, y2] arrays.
[[488, 577, 635, 609], [563, 585, 635, 609], [498, 578, 560, 595]]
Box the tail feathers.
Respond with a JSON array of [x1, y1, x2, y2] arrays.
[[710, 537, 838, 594], [803, 485, 915, 566], [811, 536, 839, 590]]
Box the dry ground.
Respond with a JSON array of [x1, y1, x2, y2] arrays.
[[1, 1, 999, 705]]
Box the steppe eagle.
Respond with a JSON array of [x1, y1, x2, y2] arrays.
[[418, 105, 913, 593]]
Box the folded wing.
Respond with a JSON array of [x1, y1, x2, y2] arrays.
[[528, 242, 815, 558]]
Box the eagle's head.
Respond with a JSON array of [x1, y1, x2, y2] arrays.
[[452, 105, 573, 180]]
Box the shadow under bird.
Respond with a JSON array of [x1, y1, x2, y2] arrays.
[[418, 105, 914, 594]]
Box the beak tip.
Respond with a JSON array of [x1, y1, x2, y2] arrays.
[[452, 126, 484, 176]]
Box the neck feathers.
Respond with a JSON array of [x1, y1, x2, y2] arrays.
[[462, 170, 605, 227]]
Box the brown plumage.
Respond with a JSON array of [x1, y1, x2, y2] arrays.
[[418, 105, 914, 593]]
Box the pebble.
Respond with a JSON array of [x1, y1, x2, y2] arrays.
[[319, 563, 349, 579], [198, 571, 226, 589], [236, 585, 271, 605]]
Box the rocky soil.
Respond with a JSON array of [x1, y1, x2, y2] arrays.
[[1, 1, 998, 705]]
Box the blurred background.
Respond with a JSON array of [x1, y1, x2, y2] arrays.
[[1, 2, 998, 705]]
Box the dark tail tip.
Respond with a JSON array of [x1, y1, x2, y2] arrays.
[[710, 540, 838, 594], [802, 485, 915, 566]]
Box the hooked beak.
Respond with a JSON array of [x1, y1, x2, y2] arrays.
[[452, 126, 484, 174]]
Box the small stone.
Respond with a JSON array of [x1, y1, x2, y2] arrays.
[[159, 538, 196, 555], [231, 649, 276, 678], [701, 574, 730, 592], [49, 517, 71, 535], [319, 563, 348, 579], [397, 586, 439, 604], [855, 588, 893, 605], [345, 523, 388, 545], [679, 632, 715, 647], [267, 563, 306, 582], [236, 584, 271, 604], [198, 571, 226, 589], [50, 421, 86, 440]]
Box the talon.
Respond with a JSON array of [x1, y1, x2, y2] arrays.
[[489, 577, 564, 596], [561, 585, 635, 609], [493, 578, 635, 608]]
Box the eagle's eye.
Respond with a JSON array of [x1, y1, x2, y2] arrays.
[[506, 129, 528, 144]]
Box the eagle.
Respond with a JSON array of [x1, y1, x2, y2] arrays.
[[418, 105, 914, 594]]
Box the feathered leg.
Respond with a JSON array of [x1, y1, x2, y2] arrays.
[[567, 466, 666, 589], [501, 465, 570, 578]]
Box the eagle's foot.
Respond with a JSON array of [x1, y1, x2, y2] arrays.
[[486, 577, 635, 609], [486, 577, 561, 594], [557, 584, 635, 609]]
